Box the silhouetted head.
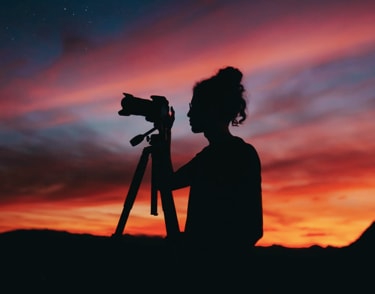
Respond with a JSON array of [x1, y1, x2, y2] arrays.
[[188, 66, 247, 133]]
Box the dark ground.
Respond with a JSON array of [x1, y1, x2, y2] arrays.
[[1, 225, 374, 293]]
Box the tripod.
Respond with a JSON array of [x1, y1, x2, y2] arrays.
[[112, 127, 180, 238]]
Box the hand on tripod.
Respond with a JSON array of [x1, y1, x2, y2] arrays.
[[151, 103, 175, 148], [150, 103, 175, 184]]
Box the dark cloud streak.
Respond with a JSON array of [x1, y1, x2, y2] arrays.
[[0, 125, 142, 206]]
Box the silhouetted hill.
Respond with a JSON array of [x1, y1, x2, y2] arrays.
[[347, 221, 375, 249], [1, 225, 374, 293]]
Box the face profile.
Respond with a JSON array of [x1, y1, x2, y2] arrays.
[[187, 99, 208, 134], [186, 67, 248, 137]]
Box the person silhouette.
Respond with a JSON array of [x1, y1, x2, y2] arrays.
[[163, 66, 263, 247], [163, 66, 263, 250], [158, 66, 263, 289]]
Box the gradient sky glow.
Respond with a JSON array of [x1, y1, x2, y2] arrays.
[[1, 0, 375, 248]]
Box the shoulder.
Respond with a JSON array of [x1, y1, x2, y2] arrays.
[[233, 137, 259, 154], [193, 136, 260, 161], [232, 137, 261, 167]]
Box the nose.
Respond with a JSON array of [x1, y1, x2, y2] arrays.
[[187, 103, 192, 117]]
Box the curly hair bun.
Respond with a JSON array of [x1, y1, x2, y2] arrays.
[[216, 66, 243, 85]]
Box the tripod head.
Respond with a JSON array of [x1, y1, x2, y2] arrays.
[[129, 127, 157, 146], [129, 112, 174, 148], [129, 122, 171, 147]]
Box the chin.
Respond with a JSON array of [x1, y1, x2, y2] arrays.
[[190, 126, 203, 133]]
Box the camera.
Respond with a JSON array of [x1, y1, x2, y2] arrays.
[[118, 93, 169, 123]]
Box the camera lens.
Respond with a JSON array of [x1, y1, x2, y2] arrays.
[[118, 94, 153, 117]]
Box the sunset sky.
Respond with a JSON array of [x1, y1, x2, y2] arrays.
[[1, 0, 374, 248]]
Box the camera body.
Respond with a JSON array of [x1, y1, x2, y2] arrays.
[[118, 93, 169, 123]]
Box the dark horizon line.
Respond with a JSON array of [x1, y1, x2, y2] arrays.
[[2, 221, 374, 250]]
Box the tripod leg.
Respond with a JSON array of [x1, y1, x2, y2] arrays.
[[150, 152, 158, 216], [112, 146, 152, 237], [159, 188, 180, 237], [149, 135, 180, 238]]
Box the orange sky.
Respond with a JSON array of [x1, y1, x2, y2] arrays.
[[1, 0, 375, 248]]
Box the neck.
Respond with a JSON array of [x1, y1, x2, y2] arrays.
[[204, 125, 232, 145]]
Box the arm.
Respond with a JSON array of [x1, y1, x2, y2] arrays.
[[155, 107, 192, 191]]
